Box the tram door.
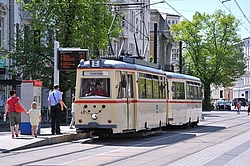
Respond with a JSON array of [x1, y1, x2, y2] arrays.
[[116, 71, 135, 130]]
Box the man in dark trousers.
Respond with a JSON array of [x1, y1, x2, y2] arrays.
[[48, 84, 64, 135]]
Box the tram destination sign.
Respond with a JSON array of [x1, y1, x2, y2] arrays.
[[58, 48, 88, 70]]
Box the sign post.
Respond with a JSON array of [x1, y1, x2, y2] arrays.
[[54, 41, 60, 84]]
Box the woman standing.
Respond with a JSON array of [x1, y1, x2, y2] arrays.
[[4, 90, 26, 138]]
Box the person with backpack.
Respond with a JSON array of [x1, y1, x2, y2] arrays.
[[236, 102, 241, 114]]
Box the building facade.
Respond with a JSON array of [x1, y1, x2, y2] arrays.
[[108, 0, 150, 60], [149, 9, 172, 70], [0, 0, 22, 117], [233, 37, 250, 101], [165, 13, 181, 72]]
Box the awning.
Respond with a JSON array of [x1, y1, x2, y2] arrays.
[[0, 79, 22, 85]]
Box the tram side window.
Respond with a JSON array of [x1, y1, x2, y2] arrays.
[[127, 74, 134, 98], [116, 72, 124, 99], [138, 73, 148, 98], [186, 82, 202, 100], [159, 77, 166, 99], [186, 82, 195, 99], [153, 76, 159, 99], [194, 84, 198, 99], [197, 84, 202, 100], [138, 77, 146, 98], [80, 78, 110, 98], [146, 74, 152, 99], [172, 82, 185, 99]]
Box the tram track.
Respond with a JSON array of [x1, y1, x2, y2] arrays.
[[95, 113, 250, 166], [6, 130, 195, 165], [9, 137, 136, 166], [174, 111, 250, 135]]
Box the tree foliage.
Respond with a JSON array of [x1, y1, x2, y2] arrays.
[[9, 0, 122, 90], [170, 10, 247, 107]]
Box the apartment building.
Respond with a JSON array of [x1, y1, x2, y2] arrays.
[[232, 37, 250, 101], [0, 0, 22, 115], [165, 13, 181, 72], [109, 0, 150, 60], [149, 9, 172, 70]]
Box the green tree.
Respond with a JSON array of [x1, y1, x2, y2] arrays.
[[9, 24, 54, 88], [9, 0, 121, 90], [170, 10, 246, 108]]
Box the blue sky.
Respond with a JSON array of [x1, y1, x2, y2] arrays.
[[150, 0, 250, 39]]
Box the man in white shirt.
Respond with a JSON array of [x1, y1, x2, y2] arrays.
[[48, 84, 64, 135]]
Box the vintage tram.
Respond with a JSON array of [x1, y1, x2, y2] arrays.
[[74, 57, 202, 136]]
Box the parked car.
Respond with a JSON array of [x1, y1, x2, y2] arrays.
[[215, 98, 231, 110], [232, 98, 247, 107]]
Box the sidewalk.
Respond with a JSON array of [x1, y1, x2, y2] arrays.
[[0, 123, 88, 153]]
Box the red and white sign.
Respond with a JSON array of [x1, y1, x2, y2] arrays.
[[22, 80, 42, 87]]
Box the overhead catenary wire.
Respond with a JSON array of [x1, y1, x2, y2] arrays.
[[219, 0, 250, 35], [162, 0, 191, 22], [233, 0, 250, 27]]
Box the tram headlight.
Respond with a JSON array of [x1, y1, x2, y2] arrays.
[[91, 113, 98, 120]]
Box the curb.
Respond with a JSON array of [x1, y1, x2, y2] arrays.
[[2, 133, 90, 153]]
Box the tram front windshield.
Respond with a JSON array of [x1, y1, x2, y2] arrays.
[[79, 78, 110, 98]]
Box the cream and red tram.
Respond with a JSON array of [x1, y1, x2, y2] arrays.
[[165, 72, 202, 126], [74, 57, 202, 135]]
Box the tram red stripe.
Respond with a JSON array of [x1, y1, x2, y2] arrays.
[[168, 100, 202, 104], [75, 100, 202, 104]]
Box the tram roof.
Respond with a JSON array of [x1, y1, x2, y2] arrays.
[[78, 58, 201, 81], [165, 71, 201, 82], [78, 59, 166, 75]]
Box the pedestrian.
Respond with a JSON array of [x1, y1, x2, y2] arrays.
[[61, 92, 68, 112], [236, 102, 241, 114], [25, 102, 41, 138], [248, 105, 250, 115], [69, 97, 75, 129], [4, 90, 26, 138], [48, 84, 65, 135], [223, 100, 226, 110], [233, 99, 237, 110]]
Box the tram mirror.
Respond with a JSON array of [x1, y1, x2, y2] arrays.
[[121, 80, 127, 88], [121, 74, 127, 88]]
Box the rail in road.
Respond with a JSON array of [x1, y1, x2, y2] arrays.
[[1, 111, 250, 166]]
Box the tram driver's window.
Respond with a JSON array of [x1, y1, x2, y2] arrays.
[[80, 78, 110, 98], [80, 79, 91, 97]]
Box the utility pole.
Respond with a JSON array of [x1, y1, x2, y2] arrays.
[[154, 23, 157, 64], [179, 41, 182, 74]]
